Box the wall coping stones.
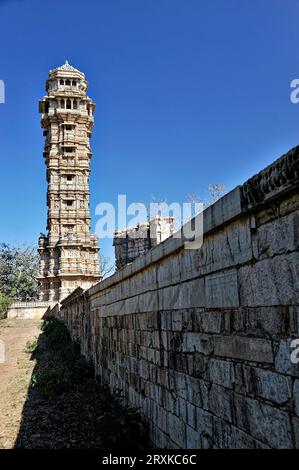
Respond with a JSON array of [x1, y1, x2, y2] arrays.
[[241, 145, 299, 210], [9, 301, 54, 308], [87, 146, 299, 300]]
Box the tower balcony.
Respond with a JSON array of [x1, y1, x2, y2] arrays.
[[59, 158, 76, 167], [39, 268, 60, 278], [48, 209, 90, 218], [57, 266, 99, 276], [61, 135, 76, 144], [42, 109, 94, 126], [51, 87, 85, 97], [48, 183, 90, 192], [54, 108, 93, 120], [57, 235, 95, 246], [57, 235, 83, 244]]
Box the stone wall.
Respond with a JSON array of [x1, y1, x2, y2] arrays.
[[7, 301, 54, 319], [53, 146, 299, 448]]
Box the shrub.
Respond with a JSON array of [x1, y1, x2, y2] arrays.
[[0, 291, 12, 319], [25, 338, 38, 353]]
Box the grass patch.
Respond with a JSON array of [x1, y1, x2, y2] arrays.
[[25, 338, 38, 353]]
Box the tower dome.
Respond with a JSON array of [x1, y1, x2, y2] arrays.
[[49, 60, 85, 79]]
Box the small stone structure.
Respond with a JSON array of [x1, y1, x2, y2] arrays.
[[50, 146, 299, 448], [113, 216, 174, 270], [38, 61, 100, 302], [7, 302, 54, 319]]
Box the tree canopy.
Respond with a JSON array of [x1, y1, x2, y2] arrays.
[[0, 244, 39, 303]]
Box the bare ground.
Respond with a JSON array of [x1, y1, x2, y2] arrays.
[[0, 319, 41, 448], [0, 317, 147, 449]]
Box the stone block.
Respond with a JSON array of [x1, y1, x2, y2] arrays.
[[200, 310, 222, 333], [160, 331, 169, 351], [252, 368, 292, 404], [178, 398, 187, 422], [205, 269, 239, 308], [155, 405, 168, 434], [203, 187, 242, 234], [191, 352, 209, 378], [182, 332, 213, 355], [212, 418, 233, 449], [214, 335, 274, 363], [253, 211, 299, 260], [289, 306, 299, 336], [182, 310, 196, 331], [255, 205, 279, 227], [161, 390, 175, 413], [247, 307, 289, 337], [186, 402, 197, 429], [156, 367, 169, 388], [174, 372, 189, 401], [238, 252, 299, 306], [208, 384, 233, 422], [234, 395, 292, 448], [186, 425, 201, 449], [230, 428, 269, 449], [234, 364, 255, 395], [195, 407, 214, 448], [140, 266, 157, 292], [198, 219, 252, 275], [146, 311, 159, 330], [275, 338, 299, 377], [160, 311, 172, 331], [157, 255, 181, 288], [207, 358, 235, 389], [179, 250, 200, 282], [280, 193, 299, 216], [167, 413, 186, 448], [187, 376, 210, 409], [171, 311, 183, 331], [139, 359, 150, 380], [213, 418, 269, 449], [293, 417, 299, 448], [160, 278, 205, 310], [230, 308, 246, 333], [294, 380, 299, 416], [169, 332, 183, 352]]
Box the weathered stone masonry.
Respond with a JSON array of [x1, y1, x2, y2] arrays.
[[53, 146, 299, 448], [38, 62, 100, 302]]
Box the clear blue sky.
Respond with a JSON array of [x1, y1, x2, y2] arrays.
[[0, 0, 299, 261]]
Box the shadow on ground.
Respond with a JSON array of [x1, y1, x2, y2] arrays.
[[15, 318, 148, 449]]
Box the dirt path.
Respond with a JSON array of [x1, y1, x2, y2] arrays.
[[0, 319, 41, 449]]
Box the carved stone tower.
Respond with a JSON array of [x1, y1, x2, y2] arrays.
[[38, 61, 100, 302]]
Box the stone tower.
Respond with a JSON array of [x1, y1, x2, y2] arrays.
[[38, 61, 100, 302]]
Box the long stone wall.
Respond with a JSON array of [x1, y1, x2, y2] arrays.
[[54, 146, 299, 448]]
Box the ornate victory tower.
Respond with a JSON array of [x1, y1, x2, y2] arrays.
[[38, 61, 100, 302]]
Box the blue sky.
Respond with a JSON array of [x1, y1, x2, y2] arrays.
[[0, 0, 299, 261]]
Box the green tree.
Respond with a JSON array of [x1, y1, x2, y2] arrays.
[[0, 244, 39, 302], [0, 291, 12, 319]]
